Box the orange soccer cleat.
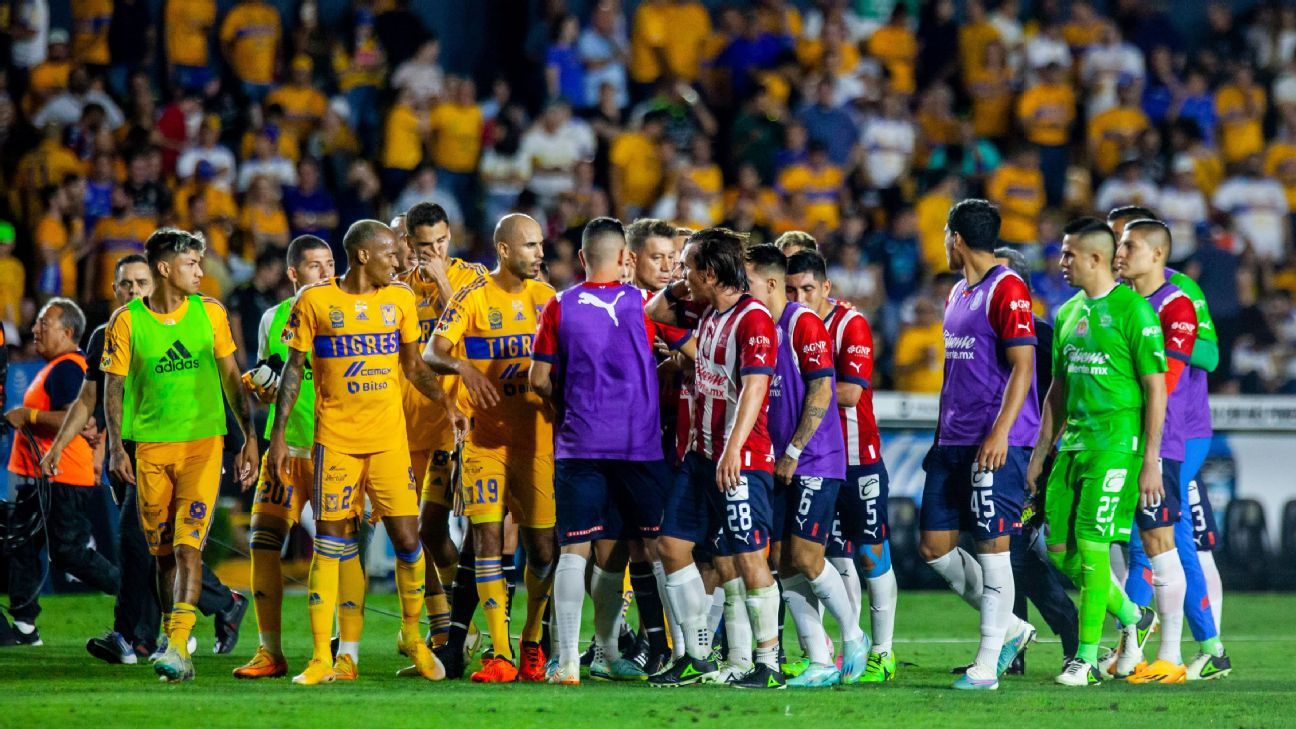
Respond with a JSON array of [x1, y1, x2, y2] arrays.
[[233, 646, 289, 679], [332, 654, 359, 681], [518, 641, 548, 682], [471, 656, 519, 683]]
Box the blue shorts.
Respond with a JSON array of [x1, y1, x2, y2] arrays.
[[1135, 458, 1182, 531], [555, 458, 668, 546], [837, 461, 890, 546], [776, 476, 844, 544], [661, 452, 773, 555], [1187, 478, 1220, 551], [920, 445, 1029, 541], [825, 513, 853, 558]]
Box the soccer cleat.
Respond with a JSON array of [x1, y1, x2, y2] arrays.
[[213, 590, 248, 654], [839, 636, 873, 683], [433, 643, 465, 680], [857, 650, 897, 683], [1185, 651, 1232, 681], [86, 630, 137, 665], [642, 651, 670, 677], [398, 634, 446, 681], [786, 662, 840, 687], [1126, 659, 1186, 684], [547, 663, 581, 685], [153, 644, 195, 683], [700, 662, 750, 684], [1055, 658, 1102, 687], [1114, 606, 1158, 678], [471, 656, 519, 683], [782, 657, 811, 678], [648, 654, 718, 687], [1098, 646, 1120, 677], [149, 636, 197, 662], [998, 621, 1037, 676], [1005, 653, 1025, 676], [731, 663, 787, 689], [951, 672, 998, 690], [590, 654, 649, 682], [9, 624, 42, 647], [233, 646, 289, 679], [332, 654, 359, 681], [518, 641, 548, 682], [292, 658, 337, 685]]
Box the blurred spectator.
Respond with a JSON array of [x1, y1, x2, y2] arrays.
[[1159, 156, 1210, 263], [33, 67, 124, 130], [610, 111, 667, 220], [1031, 241, 1075, 321], [630, 0, 712, 90], [34, 184, 83, 301], [70, 0, 112, 71], [381, 88, 432, 200], [374, 0, 430, 69], [798, 79, 858, 167], [10, 0, 51, 102], [238, 174, 290, 256], [334, 159, 382, 255], [1217, 66, 1266, 166], [520, 100, 589, 206], [480, 119, 530, 233], [892, 295, 944, 393], [546, 14, 585, 108], [267, 56, 328, 142], [927, 120, 1001, 194], [121, 149, 172, 221], [220, 0, 282, 103], [1088, 79, 1149, 178], [237, 127, 297, 193], [966, 39, 1014, 141], [712, 9, 788, 103], [1213, 154, 1290, 264], [861, 94, 915, 206], [333, 11, 386, 154], [1017, 61, 1074, 206], [988, 146, 1045, 248], [391, 39, 444, 107], [1024, 18, 1071, 80], [1079, 24, 1144, 119], [394, 167, 463, 225], [283, 157, 338, 241], [778, 141, 844, 232], [165, 0, 216, 92], [957, 0, 999, 92], [26, 30, 72, 113], [0, 222, 25, 325], [107, 0, 154, 99], [1094, 159, 1158, 213], [866, 6, 918, 95], [827, 232, 878, 306], [226, 250, 286, 367], [429, 77, 484, 224], [915, 172, 959, 274], [177, 115, 236, 189], [579, 1, 630, 109], [87, 187, 153, 306], [174, 160, 237, 230]]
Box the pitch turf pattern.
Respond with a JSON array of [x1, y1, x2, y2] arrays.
[[4, 593, 1295, 727]]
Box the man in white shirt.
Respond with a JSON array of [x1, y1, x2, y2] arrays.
[[1157, 156, 1209, 262], [11, 1, 50, 75], [1080, 26, 1146, 119], [237, 127, 297, 193], [1213, 153, 1291, 263], [33, 68, 125, 130], [1095, 160, 1159, 214], [519, 101, 589, 205], [862, 94, 914, 191], [578, 1, 629, 108], [176, 116, 237, 190]]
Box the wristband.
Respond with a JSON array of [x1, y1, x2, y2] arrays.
[[663, 285, 682, 305], [28, 408, 38, 425], [784, 443, 802, 460]]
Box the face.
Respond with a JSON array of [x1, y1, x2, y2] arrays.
[[1059, 234, 1099, 288], [631, 235, 676, 291], [944, 225, 964, 270], [113, 261, 152, 305], [32, 305, 71, 358], [290, 247, 335, 288], [786, 271, 831, 312], [359, 229, 402, 283], [1114, 229, 1158, 279], [500, 220, 544, 280], [681, 247, 712, 301], [411, 222, 452, 274], [162, 250, 205, 294]]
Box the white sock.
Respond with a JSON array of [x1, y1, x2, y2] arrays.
[[970, 552, 1014, 680], [1150, 551, 1186, 664], [259, 630, 281, 656], [707, 586, 725, 636], [1198, 550, 1223, 635], [780, 573, 831, 665], [926, 547, 983, 610], [1110, 542, 1129, 584], [14, 621, 35, 634], [338, 641, 360, 663], [664, 565, 712, 660], [591, 565, 626, 660], [653, 560, 685, 659], [554, 553, 588, 668], [721, 578, 753, 668], [866, 567, 898, 654], [829, 556, 862, 618], [744, 584, 781, 669], [809, 562, 865, 644]]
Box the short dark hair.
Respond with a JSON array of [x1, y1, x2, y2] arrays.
[[947, 199, 1001, 252], [581, 216, 625, 265], [625, 218, 677, 253], [744, 243, 787, 277], [342, 219, 391, 258], [406, 202, 449, 232], [114, 253, 147, 277], [40, 297, 86, 341], [287, 235, 331, 268], [1107, 205, 1158, 225], [1123, 218, 1173, 254], [144, 228, 206, 269], [689, 227, 749, 291], [1063, 216, 1117, 256], [787, 250, 828, 282]]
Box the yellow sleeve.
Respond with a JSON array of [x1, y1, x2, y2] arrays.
[[219, 9, 241, 45], [397, 288, 421, 344], [433, 282, 477, 346], [35, 218, 62, 253], [609, 136, 630, 167], [447, 259, 486, 291], [203, 299, 237, 359], [285, 289, 316, 353], [101, 308, 133, 376], [1017, 89, 1036, 122]]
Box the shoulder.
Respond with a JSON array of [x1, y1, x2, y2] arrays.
[[527, 279, 557, 302], [199, 295, 229, 316], [449, 275, 489, 306], [386, 280, 416, 298], [105, 303, 133, 333], [295, 279, 333, 302], [49, 356, 87, 380]]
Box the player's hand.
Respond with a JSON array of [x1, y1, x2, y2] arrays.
[[774, 454, 797, 487], [80, 418, 102, 448], [976, 428, 1008, 474], [425, 252, 449, 281], [267, 435, 289, 489], [4, 407, 29, 429], [109, 444, 136, 486], [39, 446, 64, 479], [241, 364, 280, 405], [716, 446, 742, 491], [1025, 453, 1044, 496], [235, 438, 259, 491], [448, 402, 469, 437], [458, 363, 501, 409], [1138, 458, 1164, 510]]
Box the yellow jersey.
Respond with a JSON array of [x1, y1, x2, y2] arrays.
[[865, 26, 916, 94], [35, 214, 78, 299], [1265, 143, 1296, 208], [957, 21, 1000, 82], [92, 215, 155, 302], [0, 257, 25, 324], [777, 163, 844, 230], [915, 189, 953, 274], [383, 103, 427, 171], [610, 132, 663, 208], [285, 278, 422, 454], [71, 0, 111, 66], [102, 296, 237, 378], [266, 84, 328, 140], [1017, 83, 1075, 147], [430, 102, 484, 174], [1216, 85, 1266, 163], [165, 0, 216, 67], [894, 321, 945, 394], [433, 275, 554, 454], [966, 65, 1014, 139], [987, 165, 1045, 245], [219, 2, 281, 85], [1087, 106, 1150, 176], [399, 259, 487, 450]]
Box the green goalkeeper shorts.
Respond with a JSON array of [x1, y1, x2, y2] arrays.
[[1044, 450, 1143, 546]]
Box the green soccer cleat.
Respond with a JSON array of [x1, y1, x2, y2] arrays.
[[951, 672, 998, 690], [1114, 606, 1158, 678], [997, 621, 1036, 676], [786, 662, 840, 687], [1186, 651, 1232, 681], [153, 644, 195, 683], [782, 657, 811, 678], [857, 650, 897, 683]]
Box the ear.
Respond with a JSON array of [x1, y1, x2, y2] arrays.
[[156, 259, 171, 279], [823, 278, 833, 297], [577, 248, 588, 271]]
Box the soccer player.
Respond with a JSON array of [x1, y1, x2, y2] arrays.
[[531, 217, 688, 684], [233, 235, 364, 680], [743, 245, 866, 687], [775, 231, 818, 256], [398, 202, 487, 657], [102, 228, 260, 682], [425, 213, 557, 683], [268, 220, 448, 685], [919, 200, 1038, 691], [1028, 217, 1165, 687], [1107, 207, 1231, 680], [645, 227, 785, 689], [785, 249, 899, 682]]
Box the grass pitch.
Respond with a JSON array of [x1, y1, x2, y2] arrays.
[[3, 591, 1293, 728]]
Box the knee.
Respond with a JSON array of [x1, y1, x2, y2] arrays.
[[789, 546, 822, 578], [918, 541, 948, 563]]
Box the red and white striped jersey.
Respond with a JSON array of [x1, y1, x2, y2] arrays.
[[824, 302, 881, 466], [689, 294, 777, 471]]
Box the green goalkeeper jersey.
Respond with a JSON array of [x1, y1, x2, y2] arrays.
[[1053, 283, 1167, 455], [1167, 268, 1219, 371]]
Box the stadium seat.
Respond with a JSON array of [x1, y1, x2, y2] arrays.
[[1222, 498, 1271, 591], [1277, 500, 1296, 590]]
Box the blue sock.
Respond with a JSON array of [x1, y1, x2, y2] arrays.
[[1124, 528, 1154, 607], [1178, 451, 1218, 642]]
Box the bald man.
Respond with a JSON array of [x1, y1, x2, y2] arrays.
[[1027, 217, 1167, 687], [425, 214, 558, 683]]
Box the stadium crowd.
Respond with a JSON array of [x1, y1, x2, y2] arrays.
[[1, 0, 1295, 394]]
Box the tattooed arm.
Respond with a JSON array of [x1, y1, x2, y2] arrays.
[[104, 374, 135, 486], [773, 376, 834, 487], [266, 348, 305, 483]]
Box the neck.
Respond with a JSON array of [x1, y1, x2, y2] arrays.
[[815, 299, 833, 319], [148, 282, 190, 313], [1129, 268, 1166, 297], [961, 249, 999, 286], [1082, 272, 1117, 299], [491, 266, 525, 293], [711, 287, 743, 312], [634, 277, 662, 292], [768, 294, 788, 321], [339, 268, 378, 295]]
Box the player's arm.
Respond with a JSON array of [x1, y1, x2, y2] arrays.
[[719, 372, 770, 491], [1025, 377, 1064, 492], [425, 335, 500, 408], [399, 341, 446, 404], [1172, 274, 1219, 372], [529, 359, 554, 399], [645, 280, 691, 328], [39, 380, 98, 478], [981, 279, 1037, 472], [1137, 371, 1167, 508], [835, 314, 873, 407], [775, 376, 831, 487], [1161, 298, 1197, 395], [104, 373, 134, 486], [216, 352, 259, 490], [530, 296, 560, 401], [266, 347, 305, 480]]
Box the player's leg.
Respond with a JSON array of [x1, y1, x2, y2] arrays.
[[460, 443, 515, 679], [784, 477, 856, 686], [590, 535, 640, 680], [418, 444, 458, 644], [1178, 444, 1230, 679], [614, 460, 671, 675], [717, 470, 783, 689], [410, 449, 446, 636], [236, 451, 302, 677], [511, 453, 557, 682], [626, 538, 669, 671], [852, 462, 898, 682], [1128, 459, 1187, 682], [919, 447, 984, 611], [1015, 527, 1079, 664], [334, 511, 366, 680], [551, 458, 609, 683], [710, 554, 752, 680], [502, 515, 520, 626], [442, 536, 479, 678]]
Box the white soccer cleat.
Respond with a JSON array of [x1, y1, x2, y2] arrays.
[[1113, 606, 1158, 678], [1055, 658, 1102, 687], [700, 662, 750, 684]]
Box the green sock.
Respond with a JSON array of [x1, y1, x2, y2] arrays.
[[1076, 539, 1114, 664], [1106, 579, 1141, 626], [1201, 636, 1224, 657]]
